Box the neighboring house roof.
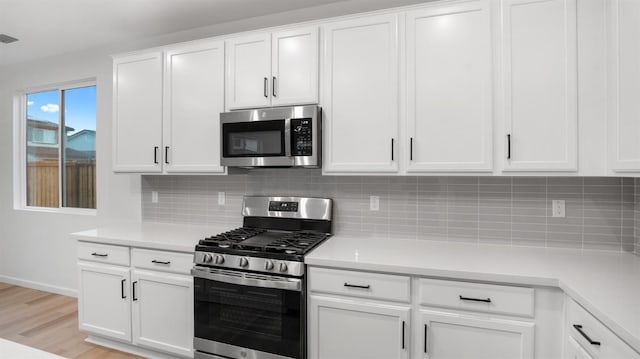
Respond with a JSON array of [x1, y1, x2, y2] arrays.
[[67, 129, 94, 140], [27, 117, 75, 132]]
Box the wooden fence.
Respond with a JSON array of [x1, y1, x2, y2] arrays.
[[27, 161, 96, 209]]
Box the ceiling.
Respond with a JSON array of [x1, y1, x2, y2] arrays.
[[0, 0, 347, 67]]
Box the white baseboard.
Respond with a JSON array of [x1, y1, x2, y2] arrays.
[[86, 335, 192, 359], [0, 275, 77, 297]]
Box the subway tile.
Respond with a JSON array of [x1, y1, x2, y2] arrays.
[[141, 174, 638, 253]]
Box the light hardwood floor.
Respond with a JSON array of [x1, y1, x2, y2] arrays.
[[0, 282, 142, 358]]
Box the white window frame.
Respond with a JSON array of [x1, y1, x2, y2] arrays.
[[13, 78, 97, 215]]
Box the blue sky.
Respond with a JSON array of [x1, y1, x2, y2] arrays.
[[27, 85, 96, 135]]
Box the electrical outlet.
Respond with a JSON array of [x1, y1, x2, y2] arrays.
[[552, 200, 565, 218], [218, 192, 226, 205], [369, 196, 380, 211], [151, 191, 158, 203]]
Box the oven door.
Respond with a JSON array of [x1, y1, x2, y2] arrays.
[[221, 118, 293, 167], [192, 267, 304, 359]]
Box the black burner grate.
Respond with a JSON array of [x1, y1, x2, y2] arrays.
[[199, 227, 266, 248]]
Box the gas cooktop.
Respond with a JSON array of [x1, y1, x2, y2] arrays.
[[193, 196, 333, 273], [197, 227, 329, 256]]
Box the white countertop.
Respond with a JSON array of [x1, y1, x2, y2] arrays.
[[0, 338, 65, 359], [305, 235, 640, 353], [71, 222, 229, 253]]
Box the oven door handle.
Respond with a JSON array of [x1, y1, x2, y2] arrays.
[[191, 268, 302, 292]]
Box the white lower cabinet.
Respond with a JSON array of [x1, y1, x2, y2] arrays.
[[309, 295, 410, 359], [418, 309, 534, 359], [78, 262, 131, 342], [131, 269, 193, 357], [564, 297, 640, 359], [565, 336, 596, 359], [77, 242, 194, 358]]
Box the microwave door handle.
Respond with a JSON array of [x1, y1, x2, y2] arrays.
[[284, 118, 292, 157]]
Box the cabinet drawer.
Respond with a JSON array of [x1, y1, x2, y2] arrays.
[[77, 242, 130, 266], [309, 267, 410, 303], [566, 297, 640, 359], [132, 248, 193, 274], [418, 278, 534, 317]]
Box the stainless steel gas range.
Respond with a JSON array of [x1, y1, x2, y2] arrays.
[[191, 196, 333, 359]]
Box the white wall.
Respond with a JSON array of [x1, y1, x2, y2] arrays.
[[0, 0, 430, 296]]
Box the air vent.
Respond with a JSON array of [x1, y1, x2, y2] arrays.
[[0, 34, 19, 44]]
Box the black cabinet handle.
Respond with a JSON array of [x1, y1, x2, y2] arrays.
[[91, 252, 108, 257], [507, 134, 511, 159], [264, 77, 268, 98], [151, 260, 171, 265], [344, 283, 370, 289], [164, 146, 169, 164], [401, 321, 405, 349], [391, 138, 394, 161], [132, 281, 138, 301], [153, 146, 159, 164], [273, 76, 277, 97], [410, 137, 414, 161], [121, 279, 126, 299], [459, 295, 492, 303], [573, 325, 601, 346], [424, 324, 428, 353]]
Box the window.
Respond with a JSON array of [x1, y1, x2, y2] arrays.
[[21, 82, 96, 210]]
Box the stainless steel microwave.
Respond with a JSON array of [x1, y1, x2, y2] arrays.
[[220, 105, 321, 168]]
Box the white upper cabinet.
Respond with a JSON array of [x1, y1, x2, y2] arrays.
[[501, 0, 578, 172], [322, 14, 400, 173], [405, 0, 493, 173], [164, 40, 225, 173], [226, 33, 272, 110], [608, 0, 640, 172], [226, 27, 319, 110], [272, 27, 319, 106], [113, 52, 163, 172], [113, 41, 226, 174]]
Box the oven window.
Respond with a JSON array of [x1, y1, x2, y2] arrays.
[[223, 120, 285, 157], [194, 277, 302, 358]]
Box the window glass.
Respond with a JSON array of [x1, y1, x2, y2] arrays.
[[26, 90, 60, 208], [62, 86, 96, 209], [24, 84, 96, 210]]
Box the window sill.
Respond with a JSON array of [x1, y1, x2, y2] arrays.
[[15, 206, 97, 216]]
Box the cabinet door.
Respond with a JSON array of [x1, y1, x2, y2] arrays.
[[501, 0, 578, 171], [113, 52, 163, 172], [406, 1, 493, 172], [608, 0, 640, 172], [131, 269, 193, 357], [78, 262, 131, 342], [564, 336, 595, 359], [322, 14, 400, 173], [271, 26, 319, 106], [309, 295, 410, 359], [226, 33, 271, 110], [164, 41, 225, 173], [419, 309, 534, 359]]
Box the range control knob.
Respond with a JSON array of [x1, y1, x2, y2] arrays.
[[265, 260, 275, 271], [239, 257, 249, 268], [214, 255, 225, 265], [279, 262, 288, 273], [202, 253, 213, 263]]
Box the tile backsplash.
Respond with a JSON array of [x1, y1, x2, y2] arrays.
[[636, 178, 640, 255], [142, 170, 637, 253]]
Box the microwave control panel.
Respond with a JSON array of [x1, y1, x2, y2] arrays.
[[291, 118, 313, 156]]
